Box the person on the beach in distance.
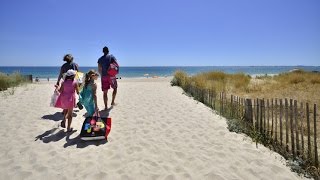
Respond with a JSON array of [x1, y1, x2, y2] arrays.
[[55, 54, 79, 88], [79, 70, 99, 116], [98, 46, 118, 110], [55, 69, 79, 132]]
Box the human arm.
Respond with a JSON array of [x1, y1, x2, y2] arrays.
[[92, 83, 98, 111], [58, 82, 64, 93], [98, 63, 102, 75], [56, 66, 63, 87], [75, 82, 79, 95]]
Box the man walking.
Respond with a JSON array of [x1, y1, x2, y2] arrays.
[[98, 46, 118, 110]]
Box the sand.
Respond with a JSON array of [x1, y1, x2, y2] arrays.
[[0, 77, 307, 180]]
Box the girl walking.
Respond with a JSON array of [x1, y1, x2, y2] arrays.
[[79, 70, 99, 117], [55, 69, 79, 132]]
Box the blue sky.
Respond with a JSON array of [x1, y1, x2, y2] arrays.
[[0, 0, 319, 66]]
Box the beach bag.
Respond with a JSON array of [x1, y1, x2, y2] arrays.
[[50, 90, 60, 107], [75, 71, 84, 84], [80, 113, 112, 141], [107, 55, 119, 77], [71, 63, 84, 84]]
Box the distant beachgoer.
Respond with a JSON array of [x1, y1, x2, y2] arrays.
[[35, 77, 39, 82], [55, 69, 79, 132], [47, 77, 49, 82], [98, 46, 119, 109], [55, 54, 79, 88], [79, 70, 99, 116]]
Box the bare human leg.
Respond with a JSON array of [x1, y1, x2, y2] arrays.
[[111, 88, 117, 105], [103, 90, 108, 110], [67, 108, 73, 132], [61, 109, 67, 128]]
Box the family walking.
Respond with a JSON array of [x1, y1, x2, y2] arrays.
[[53, 46, 119, 132]]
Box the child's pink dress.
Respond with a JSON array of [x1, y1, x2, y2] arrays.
[[55, 79, 77, 109]]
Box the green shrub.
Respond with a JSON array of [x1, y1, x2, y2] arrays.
[[0, 72, 29, 91], [171, 70, 188, 87]]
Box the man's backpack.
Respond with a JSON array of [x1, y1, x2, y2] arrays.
[[107, 55, 119, 77]]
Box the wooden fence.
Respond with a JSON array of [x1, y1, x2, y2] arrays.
[[184, 85, 319, 168]]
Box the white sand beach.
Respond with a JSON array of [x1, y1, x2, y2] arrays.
[[0, 77, 307, 180]]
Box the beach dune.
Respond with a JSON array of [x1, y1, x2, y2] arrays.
[[0, 78, 306, 179]]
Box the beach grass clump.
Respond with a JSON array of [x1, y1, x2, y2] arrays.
[[0, 72, 29, 91], [171, 70, 188, 87], [274, 72, 306, 84], [172, 71, 251, 95], [229, 73, 251, 90], [272, 70, 320, 85]]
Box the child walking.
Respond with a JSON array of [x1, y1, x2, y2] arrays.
[[79, 70, 99, 117], [55, 69, 79, 132]]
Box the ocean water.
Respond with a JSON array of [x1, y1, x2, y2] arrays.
[[0, 66, 319, 79]]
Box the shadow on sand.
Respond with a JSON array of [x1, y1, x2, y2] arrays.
[[37, 108, 111, 147], [35, 127, 106, 148], [42, 112, 77, 121], [34, 127, 76, 143], [63, 134, 108, 148]]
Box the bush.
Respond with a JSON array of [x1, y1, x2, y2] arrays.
[[171, 71, 188, 86], [0, 72, 29, 91], [310, 76, 320, 84]]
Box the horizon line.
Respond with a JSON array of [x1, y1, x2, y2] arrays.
[[1, 65, 319, 67]]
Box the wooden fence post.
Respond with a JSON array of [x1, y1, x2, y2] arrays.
[[294, 100, 300, 156], [280, 99, 283, 146], [306, 103, 311, 160], [260, 99, 263, 134], [220, 92, 222, 115], [275, 99, 278, 142], [237, 96, 239, 118], [231, 95, 233, 118], [301, 102, 305, 159], [267, 99, 270, 136], [253, 99, 256, 130], [224, 93, 227, 115], [213, 89, 216, 110], [257, 98, 260, 131], [263, 99, 266, 134], [290, 99, 295, 157], [271, 99, 274, 138], [285, 99, 289, 152], [314, 104, 318, 167], [245, 99, 253, 126], [242, 98, 245, 118]]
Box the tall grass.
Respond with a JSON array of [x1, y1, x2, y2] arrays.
[[171, 70, 320, 178], [0, 72, 29, 91], [171, 70, 251, 94]]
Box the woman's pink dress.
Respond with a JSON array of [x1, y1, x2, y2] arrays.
[[55, 79, 76, 109]]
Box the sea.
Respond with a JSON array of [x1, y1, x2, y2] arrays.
[[0, 66, 319, 80]]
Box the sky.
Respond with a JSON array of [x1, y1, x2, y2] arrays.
[[0, 0, 319, 66]]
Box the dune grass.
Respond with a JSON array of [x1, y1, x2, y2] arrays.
[[244, 70, 320, 107], [172, 70, 320, 107], [171, 70, 320, 178], [171, 70, 251, 94], [0, 72, 30, 91]]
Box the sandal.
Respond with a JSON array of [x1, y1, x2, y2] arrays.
[[60, 120, 66, 128], [67, 128, 73, 132]]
